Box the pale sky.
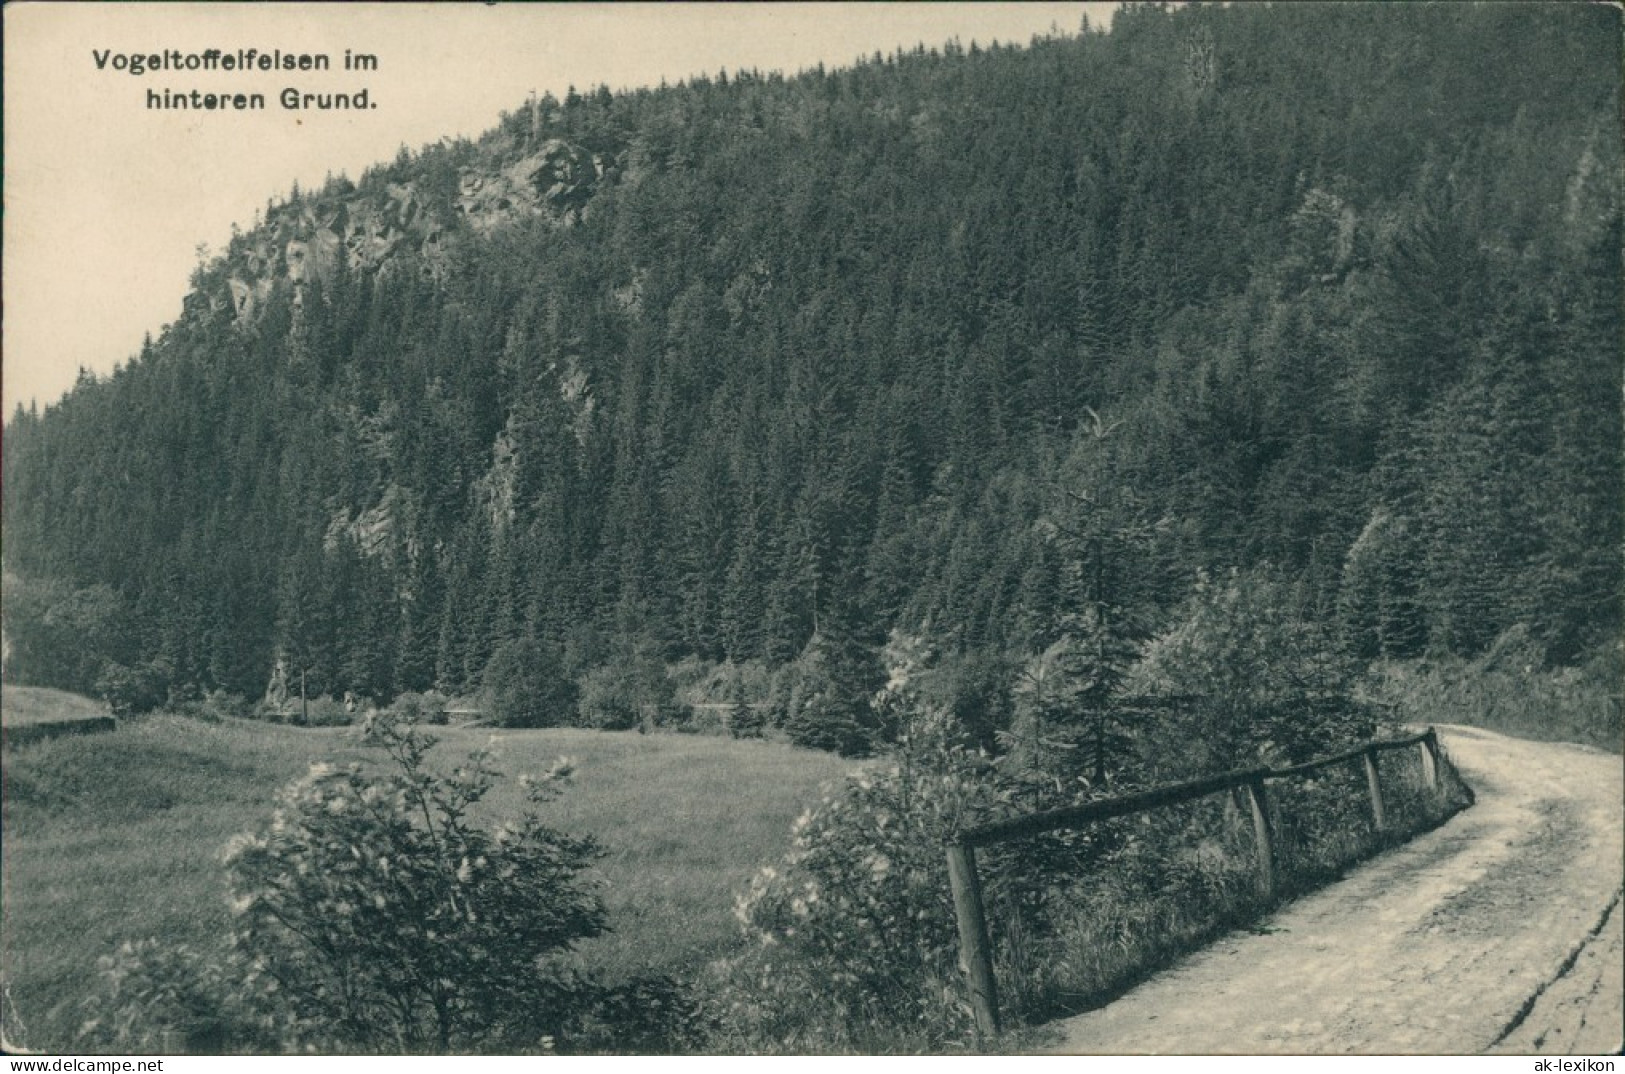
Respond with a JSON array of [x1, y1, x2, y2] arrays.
[[2, 2, 1117, 412]]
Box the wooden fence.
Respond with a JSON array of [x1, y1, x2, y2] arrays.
[[945, 727, 1450, 1037]]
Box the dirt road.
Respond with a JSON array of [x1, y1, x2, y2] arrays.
[[1050, 726, 1623, 1055]]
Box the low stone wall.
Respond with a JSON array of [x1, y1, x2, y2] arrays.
[[2, 716, 117, 749]]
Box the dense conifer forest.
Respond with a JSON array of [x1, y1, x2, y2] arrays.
[[4, 4, 1620, 755]]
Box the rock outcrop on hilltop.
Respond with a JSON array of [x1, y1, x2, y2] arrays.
[[191, 122, 622, 573], [216, 126, 617, 326], [457, 138, 610, 231]]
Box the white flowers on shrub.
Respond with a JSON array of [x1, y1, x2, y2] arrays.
[[726, 706, 1004, 1041], [81, 711, 611, 1054], [222, 714, 609, 1052]]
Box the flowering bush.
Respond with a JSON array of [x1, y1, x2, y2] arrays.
[[75, 939, 294, 1054], [80, 711, 615, 1054], [716, 645, 1146, 1048], [721, 693, 1090, 1048], [223, 711, 607, 1052], [722, 717, 987, 1046]]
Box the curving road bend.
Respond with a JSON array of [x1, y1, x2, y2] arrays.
[[1049, 725, 1623, 1055]]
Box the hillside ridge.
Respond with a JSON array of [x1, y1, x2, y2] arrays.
[[3, 5, 1618, 733]]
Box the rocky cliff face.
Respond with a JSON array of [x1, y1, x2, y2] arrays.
[[210, 130, 618, 326], [177, 120, 622, 569], [456, 138, 611, 232]]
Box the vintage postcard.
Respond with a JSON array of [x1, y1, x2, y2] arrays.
[[4, 2, 1620, 1064]]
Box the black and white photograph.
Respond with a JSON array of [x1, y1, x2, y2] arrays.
[[2, 1, 1621, 1061]]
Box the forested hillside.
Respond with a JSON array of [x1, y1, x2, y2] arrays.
[[4, 4, 1619, 751]]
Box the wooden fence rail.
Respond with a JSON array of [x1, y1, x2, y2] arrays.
[[946, 727, 1447, 1037]]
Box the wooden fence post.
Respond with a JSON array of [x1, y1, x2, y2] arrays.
[[946, 842, 1001, 1038], [1419, 730, 1441, 793], [1363, 748, 1386, 831], [1241, 780, 1274, 900]]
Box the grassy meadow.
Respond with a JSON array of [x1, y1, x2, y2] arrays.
[[2, 686, 111, 727], [0, 704, 857, 1051]]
